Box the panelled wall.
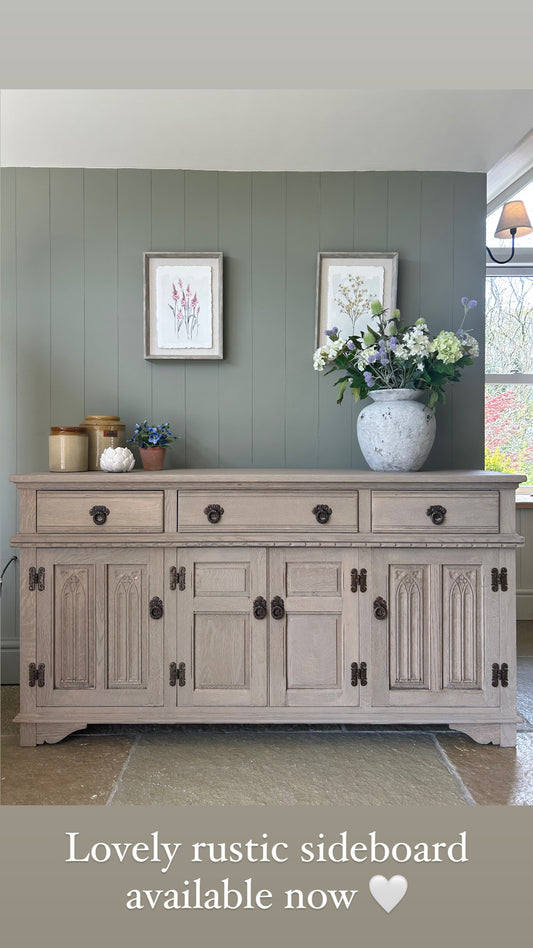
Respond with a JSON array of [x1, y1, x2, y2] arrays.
[[0, 168, 487, 680]]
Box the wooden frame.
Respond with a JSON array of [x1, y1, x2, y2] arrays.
[[315, 251, 398, 347], [144, 252, 223, 360]]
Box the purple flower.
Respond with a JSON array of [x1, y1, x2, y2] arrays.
[[324, 327, 338, 337], [347, 340, 355, 350], [461, 296, 469, 306], [363, 371, 375, 387], [367, 352, 379, 363], [389, 336, 397, 350], [468, 299, 477, 308], [380, 354, 389, 365]]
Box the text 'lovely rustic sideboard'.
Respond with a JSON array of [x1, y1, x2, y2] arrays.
[[10, 469, 524, 746]]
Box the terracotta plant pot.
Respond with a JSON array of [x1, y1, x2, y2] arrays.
[[140, 446, 166, 471]]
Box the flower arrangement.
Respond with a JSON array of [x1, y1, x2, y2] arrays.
[[313, 297, 479, 410], [128, 421, 179, 450]]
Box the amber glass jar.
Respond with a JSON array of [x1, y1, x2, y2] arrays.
[[80, 415, 126, 471], [49, 427, 89, 472]]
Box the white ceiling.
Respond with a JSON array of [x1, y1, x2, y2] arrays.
[[2, 90, 533, 184]]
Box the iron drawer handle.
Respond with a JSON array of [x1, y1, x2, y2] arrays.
[[373, 596, 388, 620], [89, 505, 110, 526], [204, 504, 224, 524], [149, 596, 164, 619], [271, 596, 285, 619], [426, 505, 447, 525], [253, 596, 268, 620], [313, 504, 332, 524]]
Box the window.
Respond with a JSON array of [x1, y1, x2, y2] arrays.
[[485, 180, 533, 488]]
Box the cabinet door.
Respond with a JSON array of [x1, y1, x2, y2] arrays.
[[36, 549, 164, 707], [269, 549, 362, 707], [370, 550, 500, 708], [174, 548, 267, 707]]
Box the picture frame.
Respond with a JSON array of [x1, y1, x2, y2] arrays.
[[315, 252, 399, 347], [144, 252, 223, 360]]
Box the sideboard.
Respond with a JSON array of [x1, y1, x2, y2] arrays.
[[10, 469, 524, 746]]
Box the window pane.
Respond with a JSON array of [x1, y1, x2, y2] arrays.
[[486, 275, 533, 373], [485, 383, 533, 484]]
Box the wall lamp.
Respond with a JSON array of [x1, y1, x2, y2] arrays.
[[486, 200, 533, 264]]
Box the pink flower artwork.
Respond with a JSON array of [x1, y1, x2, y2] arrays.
[[168, 279, 201, 341]]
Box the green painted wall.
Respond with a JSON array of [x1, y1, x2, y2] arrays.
[[0, 168, 487, 679]]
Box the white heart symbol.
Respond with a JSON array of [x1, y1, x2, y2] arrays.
[[369, 875, 408, 913]]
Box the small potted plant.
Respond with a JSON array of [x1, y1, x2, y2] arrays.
[[128, 421, 179, 471]]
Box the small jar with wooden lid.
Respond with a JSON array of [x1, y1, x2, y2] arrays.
[[80, 415, 126, 471], [49, 427, 89, 472]]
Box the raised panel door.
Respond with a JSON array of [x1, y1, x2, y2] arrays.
[[371, 550, 500, 708], [36, 549, 164, 707]]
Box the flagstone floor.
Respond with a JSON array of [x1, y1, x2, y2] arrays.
[[2, 622, 532, 806]]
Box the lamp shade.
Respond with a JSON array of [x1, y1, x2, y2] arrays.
[[494, 200, 533, 239]]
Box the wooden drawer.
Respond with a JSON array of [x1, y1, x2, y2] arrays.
[[178, 491, 358, 532], [37, 491, 164, 533], [371, 490, 499, 533]]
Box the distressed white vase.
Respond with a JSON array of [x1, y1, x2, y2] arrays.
[[356, 389, 436, 472]]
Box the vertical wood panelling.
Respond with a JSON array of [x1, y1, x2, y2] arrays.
[[150, 170, 186, 468], [251, 173, 287, 466], [184, 172, 220, 467], [420, 173, 455, 469], [218, 173, 253, 467], [16, 169, 51, 473], [84, 170, 119, 413], [318, 173, 355, 468], [451, 173, 487, 469], [285, 173, 321, 466], [50, 169, 85, 425], [2, 168, 489, 677], [117, 170, 152, 438], [0, 168, 19, 651]]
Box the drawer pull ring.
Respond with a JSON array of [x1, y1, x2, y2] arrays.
[[373, 596, 388, 620], [149, 596, 164, 620], [204, 504, 224, 524], [313, 504, 332, 524], [253, 596, 268, 620], [426, 505, 447, 525], [271, 596, 285, 620], [89, 505, 110, 526]]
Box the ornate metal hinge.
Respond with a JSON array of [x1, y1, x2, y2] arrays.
[[491, 662, 509, 687], [491, 567, 508, 592], [351, 568, 367, 593], [351, 661, 368, 686], [170, 566, 186, 591], [169, 662, 186, 687], [29, 662, 45, 687], [28, 566, 45, 591]]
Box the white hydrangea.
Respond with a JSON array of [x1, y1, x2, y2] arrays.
[[356, 346, 378, 370], [462, 333, 479, 358], [402, 326, 432, 358], [313, 338, 345, 371]]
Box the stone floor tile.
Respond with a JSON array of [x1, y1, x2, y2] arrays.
[[1, 686, 20, 740], [110, 731, 468, 806], [517, 658, 533, 728], [0, 733, 135, 805], [436, 732, 533, 805]]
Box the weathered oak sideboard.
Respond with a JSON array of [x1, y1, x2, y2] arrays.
[[10, 469, 524, 746]]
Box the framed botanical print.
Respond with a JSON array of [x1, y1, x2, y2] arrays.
[[144, 252, 223, 360], [315, 252, 398, 347]]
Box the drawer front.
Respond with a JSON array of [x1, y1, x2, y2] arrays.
[[371, 491, 499, 533], [178, 491, 358, 532], [37, 491, 164, 533]]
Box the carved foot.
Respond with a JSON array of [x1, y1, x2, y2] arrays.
[[450, 723, 516, 747], [34, 723, 88, 745]]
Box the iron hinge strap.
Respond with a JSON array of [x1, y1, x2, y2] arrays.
[[351, 661, 368, 686], [169, 662, 186, 687], [29, 662, 45, 687], [29, 566, 45, 591], [491, 662, 509, 688], [170, 566, 186, 591], [491, 568, 508, 592], [350, 568, 367, 593]]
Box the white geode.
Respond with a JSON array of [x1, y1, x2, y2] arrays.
[[99, 446, 135, 472]]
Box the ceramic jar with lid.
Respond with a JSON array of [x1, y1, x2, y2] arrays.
[[80, 415, 126, 471], [49, 427, 89, 472]]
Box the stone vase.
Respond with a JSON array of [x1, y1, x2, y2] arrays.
[[139, 446, 166, 471], [356, 389, 436, 472]]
